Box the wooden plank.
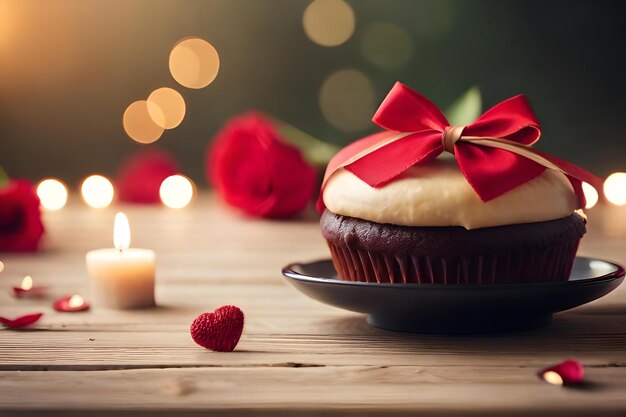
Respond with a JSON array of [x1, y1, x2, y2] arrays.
[[2, 310, 626, 369], [1, 366, 626, 416]]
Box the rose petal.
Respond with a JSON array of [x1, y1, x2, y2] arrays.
[[538, 359, 584, 385], [0, 312, 43, 329], [12, 286, 47, 298], [53, 295, 90, 312]]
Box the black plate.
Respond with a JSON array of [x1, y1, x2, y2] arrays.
[[282, 256, 624, 334]]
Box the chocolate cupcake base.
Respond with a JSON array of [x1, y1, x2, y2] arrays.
[[321, 210, 586, 284]]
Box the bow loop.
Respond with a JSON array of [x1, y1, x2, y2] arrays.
[[316, 82, 601, 213], [373, 82, 449, 133], [464, 94, 541, 145]]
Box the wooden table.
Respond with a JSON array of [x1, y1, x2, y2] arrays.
[[2, 195, 626, 416]]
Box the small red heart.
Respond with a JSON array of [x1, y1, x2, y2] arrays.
[[190, 305, 244, 352]]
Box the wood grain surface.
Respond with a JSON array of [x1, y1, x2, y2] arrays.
[[1, 194, 626, 416]]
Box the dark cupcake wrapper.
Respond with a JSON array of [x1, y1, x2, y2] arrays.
[[327, 238, 580, 284]]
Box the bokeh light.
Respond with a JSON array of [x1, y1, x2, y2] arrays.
[[36, 178, 68, 211], [81, 175, 114, 208], [123, 100, 165, 144], [303, 0, 355, 47], [582, 182, 598, 209], [169, 38, 220, 89], [319, 69, 376, 132], [68, 294, 85, 308], [361, 22, 414, 70], [604, 172, 626, 206], [147, 87, 186, 129], [0, 261, 4, 273], [159, 174, 194, 209]]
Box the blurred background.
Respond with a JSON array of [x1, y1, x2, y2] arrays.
[[0, 0, 624, 186]]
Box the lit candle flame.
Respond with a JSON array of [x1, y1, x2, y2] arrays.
[[542, 371, 564, 386], [114, 212, 131, 251], [68, 295, 84, 308], [21, 275, 33, 290]]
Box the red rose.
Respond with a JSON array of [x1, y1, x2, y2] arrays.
[[0, 180, 45, 252], [117, 150, 180, 204], [207, 113, 317, 218]]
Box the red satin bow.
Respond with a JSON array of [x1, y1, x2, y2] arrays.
[[317, 82, 602, 212]]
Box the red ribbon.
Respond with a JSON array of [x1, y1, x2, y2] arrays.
[[317, 82, 602, 212]]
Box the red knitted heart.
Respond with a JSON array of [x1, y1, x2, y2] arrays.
[[190, 305, 244, 352]]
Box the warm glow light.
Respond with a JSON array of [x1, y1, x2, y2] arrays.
[[114, 212, 131, 251], [147, 87, 186, 129], [169, 38, 220, 89], [581, 182, 598, 209], [81, 175, 114, 208], [361, 22, 414, 70], [123, 100, 165, 144], [303, 0, 355, 47], [36, 178, 68, 211], [0, 3, 14, 50], [68, 294, 85, 309], [319, 69, 376, 132], [589, 260, 615, 274], [542, 371, 564, 386], [21, 275, 33, 290], [0, 261, 4, 273], [159, 175, 194, 209], [604, 172, 626, 206]]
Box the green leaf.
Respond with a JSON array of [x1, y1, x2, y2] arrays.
[[445, 86, 482, 126], [275, 121, 340, 168], [0, 166, 7, 188]]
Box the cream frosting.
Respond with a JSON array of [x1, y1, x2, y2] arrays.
[[323, 156, 578, 229]]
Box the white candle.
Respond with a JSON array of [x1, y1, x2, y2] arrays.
[[86, 212, 156, 309]]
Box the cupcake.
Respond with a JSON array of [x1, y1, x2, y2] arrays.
[[317, 82, 599, 285], [321, 157, 585, 284]]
